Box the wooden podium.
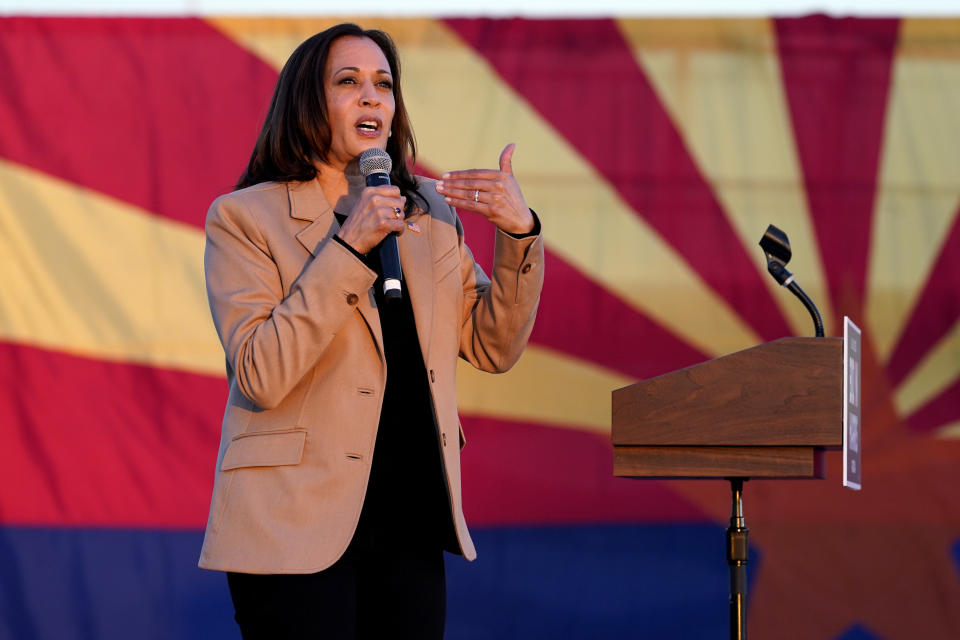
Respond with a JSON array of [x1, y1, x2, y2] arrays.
[[611, 337, 843, 639]]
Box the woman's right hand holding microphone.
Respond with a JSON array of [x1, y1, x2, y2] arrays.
[[336, 185, 406, 255]]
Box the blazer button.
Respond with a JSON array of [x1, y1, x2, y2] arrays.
[[346, 293, 359, 305], [521, 263, 532, 274]]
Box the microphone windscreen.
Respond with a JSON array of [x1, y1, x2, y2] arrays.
[[358, 148, 392, 178]]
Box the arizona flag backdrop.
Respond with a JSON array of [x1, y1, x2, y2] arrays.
[[1, 14, 959, 639]]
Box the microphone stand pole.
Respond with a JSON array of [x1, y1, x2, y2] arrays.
[[727, 478, 749, 640]]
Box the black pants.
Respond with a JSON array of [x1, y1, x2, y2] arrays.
[[226, 544, 446, 640]]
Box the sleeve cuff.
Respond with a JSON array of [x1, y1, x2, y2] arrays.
[[505, 209, 541, 239], [333, 234, 367, 262]]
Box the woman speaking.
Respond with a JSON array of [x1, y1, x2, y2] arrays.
[[198, 23, 544, 639]]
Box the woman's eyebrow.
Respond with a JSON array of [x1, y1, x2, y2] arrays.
[[333, 66, 392, 76]]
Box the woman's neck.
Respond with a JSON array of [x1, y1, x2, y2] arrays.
[[316, 159, 367, 215]]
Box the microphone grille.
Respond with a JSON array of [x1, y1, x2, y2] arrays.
[[358, 148, 392, 177]]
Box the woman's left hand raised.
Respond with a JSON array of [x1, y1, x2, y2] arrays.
[[436, 143, 535, 235]]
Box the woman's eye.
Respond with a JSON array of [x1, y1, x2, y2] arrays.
[[337, 77, 357, 85], [378, 81, 393, 89]]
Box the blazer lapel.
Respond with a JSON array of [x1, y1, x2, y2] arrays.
[[290, 179, 335, 255], [288, 180, 384, 358], [399, 210, 434, 364]]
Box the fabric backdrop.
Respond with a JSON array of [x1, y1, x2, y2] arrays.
[[0, 15, 958, 639]]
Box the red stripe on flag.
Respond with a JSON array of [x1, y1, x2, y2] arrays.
[[886, 206, 960, 388], [904, 378, 960, 435], [775, 16, 900, 325], [530, 250, 708, 380], [444, 18, 792, 342], [0, 342, 711, 528], [0, 342, 223, 527], [460, 415, 712, 526], [0, 17, 277, 229]]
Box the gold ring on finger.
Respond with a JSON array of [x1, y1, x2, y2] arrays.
[[394, 207, 403, 219]]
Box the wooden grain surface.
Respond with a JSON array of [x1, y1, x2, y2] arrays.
[[613, 445, 826, 479], [612, 337, 842, 447]]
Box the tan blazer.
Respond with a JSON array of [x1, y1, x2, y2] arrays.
[[198, 176, 544, 574]]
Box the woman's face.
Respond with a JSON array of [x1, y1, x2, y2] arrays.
[[322, 35, 396, 171]]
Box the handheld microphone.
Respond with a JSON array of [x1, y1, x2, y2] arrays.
[[358, 148, 402, 301]]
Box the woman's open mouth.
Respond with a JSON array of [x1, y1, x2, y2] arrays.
[[355, 117, 382, 138]]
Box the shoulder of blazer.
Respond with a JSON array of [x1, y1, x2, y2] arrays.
[[206, 181, 289, 228], [212, 181, 286, 211]]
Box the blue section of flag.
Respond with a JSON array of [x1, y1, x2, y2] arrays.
[[448, 523, 755, 639], [0, 527, 234, 640], [0, 523, 754, 639], [836, 624, 884, 640], [952, 538, 960, 579]]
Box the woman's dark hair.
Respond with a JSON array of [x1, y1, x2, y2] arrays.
[[236, 23, 423, 213]]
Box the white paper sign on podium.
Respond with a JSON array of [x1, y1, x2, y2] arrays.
[[843, 316, 862, 490]]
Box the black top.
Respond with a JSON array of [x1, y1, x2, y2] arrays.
[[333, 217, 457, 554], [332, 210, 540, 555]]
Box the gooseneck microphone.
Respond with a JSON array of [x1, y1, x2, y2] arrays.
[[759, 224, 824, 337], [358, 148, 403, 301]]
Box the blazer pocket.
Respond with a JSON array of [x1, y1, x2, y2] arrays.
[[221, 428, 307, 471], [434, 244, 460, 283]]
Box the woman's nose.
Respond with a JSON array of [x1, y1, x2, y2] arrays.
[[359, 82, 380, 107]]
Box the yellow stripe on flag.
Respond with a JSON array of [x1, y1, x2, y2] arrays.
[[938, 422, 960, 439], [457, 345, 632, 434], [894, 316, 960, 418], [0, 160, 223, 376], [211, 17, 762, 359], [619, 18, 835, 337], [0, 158, 624, 433], [867, 19, 960, 363]]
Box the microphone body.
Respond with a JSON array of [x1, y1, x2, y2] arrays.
[[358, 149, 402, 301]]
